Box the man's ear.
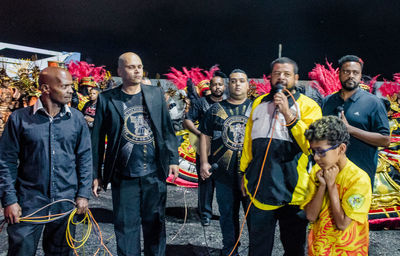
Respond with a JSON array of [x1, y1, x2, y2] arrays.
[[40, 84, 50, 94], [294, 74, 299, 83]]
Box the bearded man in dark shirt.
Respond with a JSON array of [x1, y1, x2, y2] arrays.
[[183, 74, 225, 226]]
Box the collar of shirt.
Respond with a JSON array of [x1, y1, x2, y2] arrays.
[[340, 87, 362, 103], [33, 98, 72, 119]]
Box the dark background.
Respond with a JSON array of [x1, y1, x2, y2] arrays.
[[1, 0, 400, 79]]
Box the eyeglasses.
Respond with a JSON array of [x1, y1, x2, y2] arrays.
[[308, 144, 340, 157], [271, 71, 294, 78]]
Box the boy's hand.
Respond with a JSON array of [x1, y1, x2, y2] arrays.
[[316, 169, 326, 187], [323, 165, 339, 187]]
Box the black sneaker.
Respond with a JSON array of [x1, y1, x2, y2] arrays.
[[201, 217, 211, 226]]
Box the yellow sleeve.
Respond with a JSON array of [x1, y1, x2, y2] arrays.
[[300, 164, 319, 209], [240, 96, 264, 172], [341, 173, 372, 224], [290, 95, 322, 155]]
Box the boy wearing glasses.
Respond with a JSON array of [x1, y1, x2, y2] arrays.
[[302, 116, 372, 255]]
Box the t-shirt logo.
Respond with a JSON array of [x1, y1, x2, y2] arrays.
[[222, 115, 247, 150], [122, 106, 154, 144], [347, 194, 365, 209]]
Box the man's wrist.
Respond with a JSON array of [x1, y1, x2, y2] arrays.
[[346, 124, 355, 134]]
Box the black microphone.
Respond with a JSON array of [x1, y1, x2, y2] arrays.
[[337, 106, 344, 118], [208, 163, 219, 174], [273, 83, 285, 113], [275, 83, 284, 93]]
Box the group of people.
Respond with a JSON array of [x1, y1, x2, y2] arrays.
[[0, 52, 390, 256], [185, 55, 389, 256]]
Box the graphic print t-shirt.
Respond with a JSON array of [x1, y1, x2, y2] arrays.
[[199, 99, 252, 184], [116, 91, 157, 177]]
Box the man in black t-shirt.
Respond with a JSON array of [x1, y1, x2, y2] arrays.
[[91, 52, 179, 256], [115, 90, 158, 177], [322, 55, 390, 187], [184, 75, 225, 226], [199, 69, 251, 256]]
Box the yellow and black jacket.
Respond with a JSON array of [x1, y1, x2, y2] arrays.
[[240, 91, 322, 210]]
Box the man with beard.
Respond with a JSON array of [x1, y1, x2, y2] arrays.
[[183, 74, 226, 226], [322, 55, 390, 187], [199, 69, 252, 256], [240, 57, 321, 255], [91, 52, 179, 256], [0, 67, 92, 255]]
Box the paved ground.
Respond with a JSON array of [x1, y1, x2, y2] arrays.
[[0, 185, 399, 255]]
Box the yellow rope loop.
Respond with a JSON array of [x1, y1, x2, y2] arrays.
[[66, 209, 92, 250], [1, 199, 112, 256]]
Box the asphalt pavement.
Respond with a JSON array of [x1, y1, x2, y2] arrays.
[[0, 185, 399, 256]]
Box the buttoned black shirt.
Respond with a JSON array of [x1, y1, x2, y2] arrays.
[[0, 99, 92, 216]]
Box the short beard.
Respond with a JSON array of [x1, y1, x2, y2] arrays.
[[341, 79, 359, 91], [211, 91, 223, 98]]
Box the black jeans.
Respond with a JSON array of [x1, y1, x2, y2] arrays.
[[215, 180, 249, 256], [112, 171, 167, 256], [248, 205, 308, 256], [7, 216, 73, 256], [196, 154, 215, 220]]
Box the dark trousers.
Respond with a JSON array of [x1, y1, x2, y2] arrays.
[[196, 154, 215, 220], [111, 171, 167, 256], [248, 205, 308, 256], [7, 216, 73, 256], [215, 180, 249, 256]]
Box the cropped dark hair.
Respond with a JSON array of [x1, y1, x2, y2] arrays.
[[230, 69, 247, 76], [270, 57, 298, 74], [305, 116, 350, 146], [213, 70, 227, 79], [91, 87, 101, 92], [338, 55, 364, 70]]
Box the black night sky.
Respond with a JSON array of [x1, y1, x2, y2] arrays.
[[1, 0, 400, 79]]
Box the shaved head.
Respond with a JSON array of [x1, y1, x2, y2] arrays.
[[117, 52, 144, 87], [39, 66, 74, 107], [118, 52, 142, 68], [39, 67, 72, 88]]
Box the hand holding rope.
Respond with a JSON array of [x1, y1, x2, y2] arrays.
[[0, 198, 112, 256]]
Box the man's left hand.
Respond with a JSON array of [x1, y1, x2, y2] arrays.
[[169, 164, 180, 182], [75, 197, 89, 215], [340, 111, 353, 132]]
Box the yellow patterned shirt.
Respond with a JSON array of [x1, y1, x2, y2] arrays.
[[301, 159, 372, 255]]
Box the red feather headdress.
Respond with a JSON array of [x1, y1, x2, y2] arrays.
[[249, 74, 271, 95], [379, 78, 400, 97], [308, 60, 341, 96], [164, 65, 220, 90], [67, 61, 107, 84]]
